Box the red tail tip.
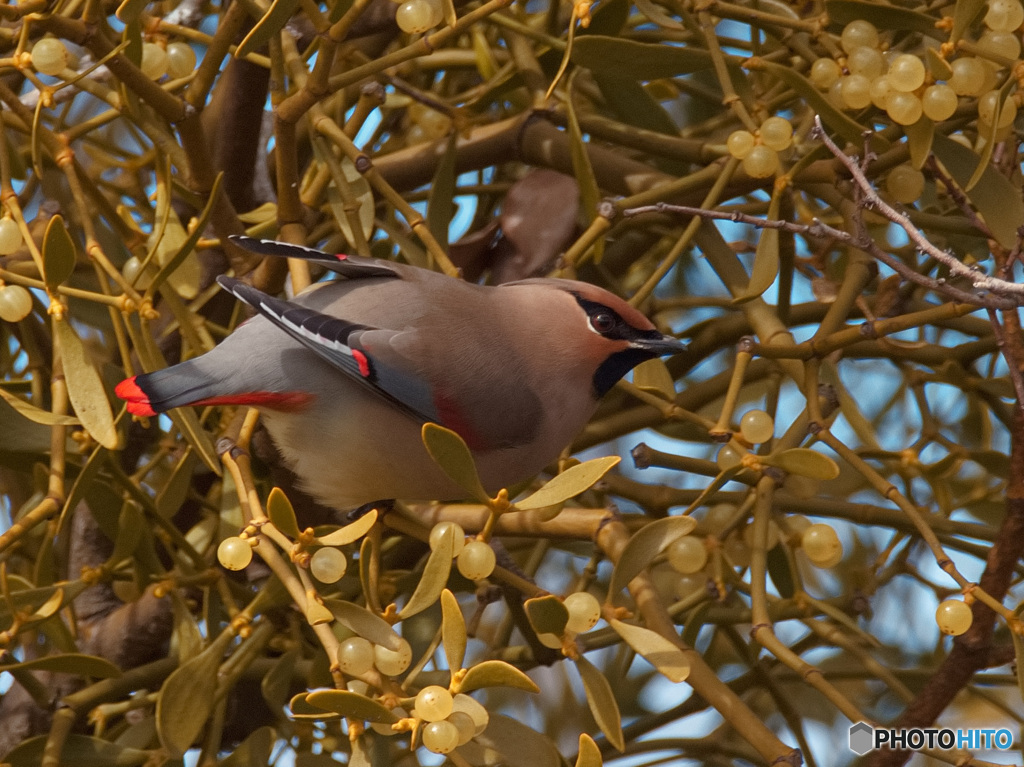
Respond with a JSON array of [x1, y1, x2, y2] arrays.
[[116, 376, 157, 417]]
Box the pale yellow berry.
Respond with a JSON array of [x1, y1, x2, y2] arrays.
[[978, 89, 1017, 127], [716, 444, 743, 470], [447, 711, 476, 745], [847, 46, 885, 79], [886, 91, 923, 125], [800, 523, 843, 567], [739, 409, 774, 443], [456, 540, 495, 579], [452, 693, 489, 735], [726, 129, 756, 159], [374, 638, 412, 675], [921, 84, 958, 121], [122, 256, 151, 289], [887, 54, 926, 92], [759, 117, 793, 151], [0, 218, 22, 254], [337, 636, 375, 675], [422, 720, 460, 754], [0, 285, 33, 322], [935, 599, 973, 635], [673, 573, 706, 599], [886, 164, 925, 203], [840, 20, 879, 54], [429, 520, 465, 556], [949, 57, 987, 96], [810, 58, 841, 90], [978, 29, 1021, 59], [666, 535, 707, 574], [309, 546, 347, 583], [31, 38, 68, 76], [166, 41, 197, 78], [784, 514, 812, 537], [870, 76, 893, 109], [415, 685, 454, 722], [217, 537, 252, 570], [395, 0, 441, 33], [985, 0, 1024, 31], [564, 591, 602, 633], [840, 74, 872, 109], [141, 42, 169, 79], [742, 145, 779, 178]]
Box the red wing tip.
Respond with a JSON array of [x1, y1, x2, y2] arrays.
[[116, 377, 157, 416], [351, 349, 371, 378], [335, 254, 348, 261]]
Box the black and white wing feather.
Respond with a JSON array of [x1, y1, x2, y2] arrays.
[[218, 277, 440, 424]]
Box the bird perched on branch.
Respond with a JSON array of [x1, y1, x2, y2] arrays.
[[116, 236, 685, 511]]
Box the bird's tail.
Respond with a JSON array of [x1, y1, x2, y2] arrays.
[[116, 359, 220, 416], [116, 359, 315, 417]]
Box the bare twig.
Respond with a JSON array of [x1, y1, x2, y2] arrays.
[[621, 201, 1018, 309], [811, 116, 1024, 299]]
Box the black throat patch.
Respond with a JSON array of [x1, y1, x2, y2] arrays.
[[593, 348, 655, 397]]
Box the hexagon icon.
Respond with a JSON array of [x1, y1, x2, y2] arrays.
[[849, 722, 874, 755]]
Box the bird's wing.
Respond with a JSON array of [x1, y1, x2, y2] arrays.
[[218, 277, 440, 424], [229, 235, 401, 281]]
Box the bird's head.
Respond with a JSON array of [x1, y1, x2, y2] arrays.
[[504, 278, 687, 397]]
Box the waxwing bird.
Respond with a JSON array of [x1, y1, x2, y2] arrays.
[[116, 236, 686, 511]]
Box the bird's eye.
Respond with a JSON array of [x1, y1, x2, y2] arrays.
[[590, 312, 616, 334]]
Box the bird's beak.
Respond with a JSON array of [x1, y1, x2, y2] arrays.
[[631, 333, 687, 356]]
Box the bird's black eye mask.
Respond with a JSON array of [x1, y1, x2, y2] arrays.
[[573, 294, 630, 341], [570, 294, 667, 397], [572, 294, 667, 345]]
